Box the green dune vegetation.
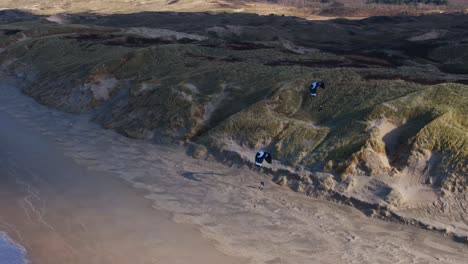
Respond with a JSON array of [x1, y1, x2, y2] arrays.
[[0, 11, 467, 226]]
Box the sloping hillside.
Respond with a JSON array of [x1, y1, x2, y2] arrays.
[[0, 10, 467, 239]]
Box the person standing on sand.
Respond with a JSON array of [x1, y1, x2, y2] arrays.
[[259, 181, 265, 191]]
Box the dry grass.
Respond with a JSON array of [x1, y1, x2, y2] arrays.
[[2, 0, 467, 19]]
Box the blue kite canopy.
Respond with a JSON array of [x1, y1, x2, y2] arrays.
[[309, 81, 325, 97], [255, 151, 272, 167]]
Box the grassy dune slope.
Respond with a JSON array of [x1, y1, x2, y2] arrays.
[[0, 12, 467, 212]]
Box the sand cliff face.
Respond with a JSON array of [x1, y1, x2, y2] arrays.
[[0, 11, 467, 240]]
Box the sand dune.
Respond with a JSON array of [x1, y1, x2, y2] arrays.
[[0, 81, 467, 263]]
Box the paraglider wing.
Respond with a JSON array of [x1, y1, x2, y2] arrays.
[[255, 151, 265, 166], [264, 153, 272, 164], [310, 83, 318, 96]]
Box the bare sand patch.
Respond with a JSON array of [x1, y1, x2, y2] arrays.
[[45, 14, 70, 24], [408, 30, 447, 42], [83, 74, 119, 101]]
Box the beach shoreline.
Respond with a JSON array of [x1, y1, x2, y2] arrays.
[[0, 82, 466, 264]]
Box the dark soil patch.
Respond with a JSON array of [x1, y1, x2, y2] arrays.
[[345, 54, 395, 67], [264, 58, 392, 69], [1, 29, 22, 36], [185, 52, 244, 63], [104, 36, 174, 47], [455, 79, 468, 85], [202, 41, 273, 51], [319, 47, 405, 67], [438, 63, 468, 75], [265, 60, 340, 68], [65, 33, 197, 47], [65, 33, 120, 41], [362, 74, 468, 85], [398, 41, 440, 59]]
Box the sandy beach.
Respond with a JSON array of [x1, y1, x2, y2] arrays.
[[0, 84, 243, 264], [0, 82, 467, 264]]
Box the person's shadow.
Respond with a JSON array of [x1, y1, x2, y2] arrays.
[[247, 182, 264, 190], [181, 171, 225, 182]]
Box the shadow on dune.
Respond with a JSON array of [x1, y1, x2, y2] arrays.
[[2, 8, 468, 76]]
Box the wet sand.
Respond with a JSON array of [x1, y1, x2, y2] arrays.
[[0, 82, 467, 264]]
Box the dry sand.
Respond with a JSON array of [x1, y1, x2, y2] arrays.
[[0, 81, 467, 263]]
